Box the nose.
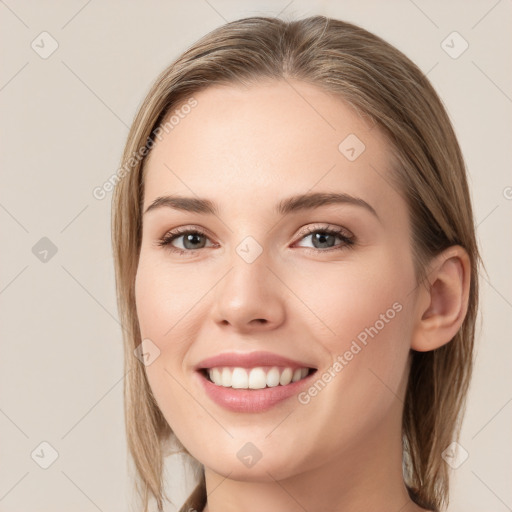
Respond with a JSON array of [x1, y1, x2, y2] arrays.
[[210, 250, 286, 333]]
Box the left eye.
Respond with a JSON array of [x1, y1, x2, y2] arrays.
[[294, 227, 354, 252], [294, 227, 354, 251]]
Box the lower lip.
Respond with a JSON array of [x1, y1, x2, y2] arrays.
[[195, 370, 316, 413]]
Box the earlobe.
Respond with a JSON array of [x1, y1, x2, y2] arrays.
[[411, 246, 471, 352]]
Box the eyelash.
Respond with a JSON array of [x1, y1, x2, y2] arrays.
[[156, 224, 355, 256]]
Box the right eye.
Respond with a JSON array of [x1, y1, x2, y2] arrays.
[[157, 228, 215, 255]]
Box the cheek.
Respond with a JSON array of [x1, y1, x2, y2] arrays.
[[135, 255, 206, 349], [294, 251, 411, 339], [290, 249, 415, 403], [134, 257, 202, 424]]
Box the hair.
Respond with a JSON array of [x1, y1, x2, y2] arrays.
[[111, 14, 480, 512]]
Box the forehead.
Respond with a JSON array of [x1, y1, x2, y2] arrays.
[[142, 79, 401, 219]]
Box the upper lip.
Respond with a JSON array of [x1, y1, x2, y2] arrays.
[[195, 351, 317, 371]]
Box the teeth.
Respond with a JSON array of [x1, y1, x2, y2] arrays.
[[248, 367, 266, 389], [232, 367, 248, 389], [207, 366, 311, 389], [279, 368, 293, 386], [292, 368, 302, 382], [211, 368, 221, 384], [266, 367, 280, 387], [221, 367, 231, 387]]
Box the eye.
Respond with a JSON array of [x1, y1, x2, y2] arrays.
[[156, 224, 355, 256], [156, 227, 215, 255], [294, 224, 355, 252]]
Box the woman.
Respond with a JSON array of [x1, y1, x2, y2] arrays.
[[111, 15, 479, 512]]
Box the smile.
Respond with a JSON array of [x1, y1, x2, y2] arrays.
[[196, 366, 317, 413], [204, 366, 312, 389]]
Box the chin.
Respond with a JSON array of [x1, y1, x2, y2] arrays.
[[196, 441, 311, 482]]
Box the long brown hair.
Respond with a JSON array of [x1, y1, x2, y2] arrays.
[[111, 15, 480, 512]]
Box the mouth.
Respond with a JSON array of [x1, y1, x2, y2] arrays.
[[199, 366, 317, 389], [195, 365, 318, 413], [193, 351, 318, 412]]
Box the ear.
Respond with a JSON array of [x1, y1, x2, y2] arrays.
[[411, 245, 471, 352]]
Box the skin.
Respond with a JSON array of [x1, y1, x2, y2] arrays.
[[135, 79, 470, 512]]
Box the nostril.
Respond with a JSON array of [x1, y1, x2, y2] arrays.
[[249, 319, 267, 325]]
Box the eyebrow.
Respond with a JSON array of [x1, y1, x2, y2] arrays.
[[143, 191, 378, 219]]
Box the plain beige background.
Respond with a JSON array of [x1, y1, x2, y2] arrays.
[[1, 1, 511, 511]]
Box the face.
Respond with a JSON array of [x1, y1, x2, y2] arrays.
[[135, 79, 419, 481]]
